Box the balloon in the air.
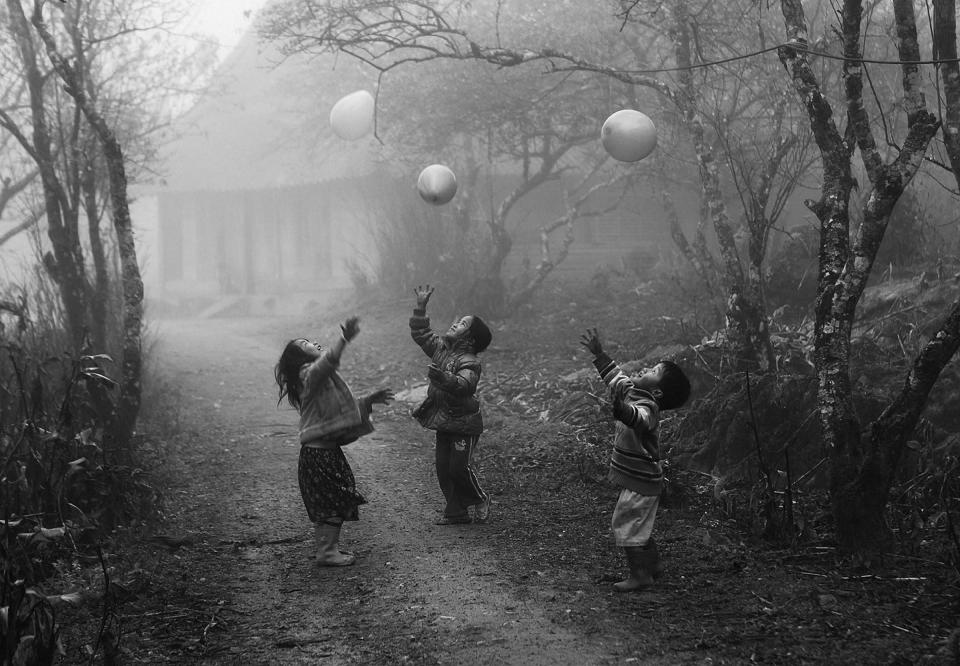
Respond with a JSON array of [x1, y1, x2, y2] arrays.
[[417, 164, 458, 205], [329, 90, 375, 140], [601, 109, 657, 162]]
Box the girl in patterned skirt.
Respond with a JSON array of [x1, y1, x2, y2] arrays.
[[274, 316, 393, 566]]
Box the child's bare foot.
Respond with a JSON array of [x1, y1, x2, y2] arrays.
[[317, 550, 356, 567]]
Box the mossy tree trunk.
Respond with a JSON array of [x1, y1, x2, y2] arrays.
[[778, 0, 954, 556]]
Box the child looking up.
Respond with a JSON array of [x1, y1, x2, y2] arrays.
[[409, 285, 492, 525], [274, 316, 393, 566], [580, 327, 690, 592]]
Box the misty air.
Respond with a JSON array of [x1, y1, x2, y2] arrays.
[[1, 0, 958, 663]]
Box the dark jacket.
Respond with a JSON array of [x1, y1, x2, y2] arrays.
[[410, 309, 483, 435]]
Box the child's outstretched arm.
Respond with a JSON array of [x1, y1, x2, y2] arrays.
[[414, 284, 434, 313], [580, 327, 625, 389], [328, 316, 360, 363], [579, 327, 604, 357], [612, 394, 657, 431], [360, 387, 395, 417], [410, 284, 441, 358], [303, 316, 360, 386], [581, 327, 656, 429]]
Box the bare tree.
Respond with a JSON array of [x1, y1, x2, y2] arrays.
[[3, 0, 91, 349], [776, 0, 957, 555], [261, 0, 816, 366], [271, 7, 638, 316], [28, 0, 145, 442], [1, 0, 216, 444]]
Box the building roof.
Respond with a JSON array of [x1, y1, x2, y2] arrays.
[[152, 24, 383, 193]]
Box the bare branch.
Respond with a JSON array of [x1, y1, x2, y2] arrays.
[[0, 205, 42, 246], [0, 167, 39, 220]]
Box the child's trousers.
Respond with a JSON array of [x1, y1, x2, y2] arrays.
[[435, 432, 486, 518], [611, 489, 660, 546]]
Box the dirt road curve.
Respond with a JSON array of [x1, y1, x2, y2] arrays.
[[144, 317, 632, 665]]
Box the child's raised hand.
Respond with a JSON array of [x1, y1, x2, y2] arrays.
[[368, 388, 394, 406], [580, 327, 603, 356], [414, 284, 435, 309], [341, 316, 361, 341]]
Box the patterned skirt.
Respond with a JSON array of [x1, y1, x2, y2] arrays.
[[298, 446, 366, 523]]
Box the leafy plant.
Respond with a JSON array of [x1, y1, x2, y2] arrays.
[[1, 295, 164, 661]]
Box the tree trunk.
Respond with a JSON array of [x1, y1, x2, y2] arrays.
[[476, 140, 561, 316], [6, 0, 90, 349], [31, 2, 144, 445], [779, 0, 943, 556], [658, 180, 723, 314], [101, 135, 143, 445], [835, 298, 960, 552], [830, 456, 893, 555], [933, 0, 960, 185], [83, 162, 109, 352], [672, 2, 771, 371]]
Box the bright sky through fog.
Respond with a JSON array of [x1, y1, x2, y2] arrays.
[[188, 0, 272, 62]]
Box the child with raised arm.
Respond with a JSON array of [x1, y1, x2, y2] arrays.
[[274, 316, 393, 566], [409, 285, 492, 525], [580, 327, 690, 592]]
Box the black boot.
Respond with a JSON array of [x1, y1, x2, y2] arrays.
[[613, 546, 655, 592], [646, 538, 665, 579]]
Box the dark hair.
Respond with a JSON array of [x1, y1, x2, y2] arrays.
[[275, 339, 316, 411], [656, 360, 691, 410], [469, 316, 492, 353]]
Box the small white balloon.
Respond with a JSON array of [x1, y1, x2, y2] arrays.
[[329, 90, 375, 140], [600, 109, 657, 162], [417, 164, 458, 205]]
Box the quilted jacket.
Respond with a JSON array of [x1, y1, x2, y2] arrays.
[[409, 310, 483, 435]]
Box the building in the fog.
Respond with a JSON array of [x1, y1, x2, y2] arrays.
[[131, 5, 684, 317], [132, 22, 393, 315]]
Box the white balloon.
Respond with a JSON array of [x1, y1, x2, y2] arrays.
[[329, 90, 375, 140], [601, 109, 657, 162], [417, 164, 458, 205]]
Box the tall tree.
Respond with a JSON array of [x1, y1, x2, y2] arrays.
[[3, 0, 90, 348], [28, 0, 144, 442], [0, 0, 216, 443], [776, 0, 957, 554]]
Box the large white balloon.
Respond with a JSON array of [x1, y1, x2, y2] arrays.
[[417, 164, 457, 205], [329, 90, 375, 140], [601, 109, 657, 162]]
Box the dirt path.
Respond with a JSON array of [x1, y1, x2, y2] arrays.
[[109, 306, 956, 665], [142, 317, 629, 665]]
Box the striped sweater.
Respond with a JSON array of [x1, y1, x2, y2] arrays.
[[593, 352, 662, 495]]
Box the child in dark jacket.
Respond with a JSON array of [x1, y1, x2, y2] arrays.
[[410, 285, 492, 525], [275, 316, 393, 566], [581, 327, 690, 592]]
